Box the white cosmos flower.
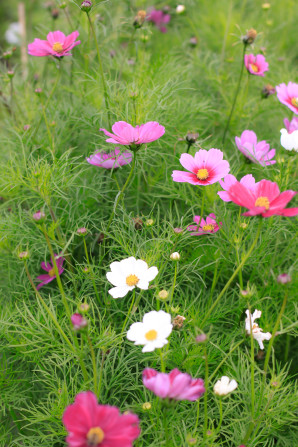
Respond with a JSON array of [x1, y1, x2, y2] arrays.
[[245, 309, 272, 350], [5, 23, 21, 45], [280, 128, 298, 152], [213, 376, 238, 396], [127, 310, 173, 352], [106, 256, 158, 299]]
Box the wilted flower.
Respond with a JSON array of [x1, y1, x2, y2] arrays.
[[276, 82, 298, 114], [186, 132, 199, 145], [172, 149, 230, 186], [133, 217, 143, 230], [280, 117, 298, 152], [28, 31, 81, 58], [242, 28, 257, 45], [134, 10, 147, 28], [173, 315, 186, 329], [213, 376, 238, 396], [170, 252, 180, 261], [51, 8, 59, 19], [277, 273, 291, 284], [235, 130, 276, 165], [62, 391, 140, 447], [245, 309, 272, 350], [187, 213, 221, 236], [32, 210, 45, 222], [71, 313, 88, 331], [261, 84, 275, 98], [143, 368, 205, 401], [87, 149, 133, 169], [147, 9, 171, 33], [127, 310, 172, 352], [36, 254, 65, 290], [244, 54, 269, 76], [106, 256, 158, 298], [218, 174, 259, 202]]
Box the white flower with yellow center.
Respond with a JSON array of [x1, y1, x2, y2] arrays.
[[127, 310, 173, 352], [106, 256, 158, 299], [214, 376, 238, 396], [245, 309, 272, 350]]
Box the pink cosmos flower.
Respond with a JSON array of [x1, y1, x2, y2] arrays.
[[28, 31, 80, 58], [142, 368, 205, 401], [62, 391, 140, 447], [244, 54, 269, 77], [36, 254, 64, 290], [71, 313, 88, 331], [100, 121, 165, 148], [147, 9, 171, 33], [284, 117, 298, 133], [87, 148, 132, 169], [228, 179, 298, 218], [172, 149, 230, 186], [187, 213, 221, 236], [276, 82, 298, 114], [235, 130, 276, 166], [218, 174, 258, 202]]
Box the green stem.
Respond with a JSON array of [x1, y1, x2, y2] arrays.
[[247, 303, 255, 418], [169, 262, 178, 307], [201, 219, 262, 328], [236, 246, 243, 290], [217, 398, 223, 433], [40, 98, 54, 153], [194, 398, 200, 435], [203, 345, 209, 438], [83, 236, 100, 304], [222, 43, 247, 145], [160, 348, 165, 373], [98, 349, 106, 396], [121, 289, 136, 334], [87, 334, 98, 395], [186, 142, 192, 153]]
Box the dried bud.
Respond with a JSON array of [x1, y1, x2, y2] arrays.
[[23, 124, 31, 131], [261, 84, 276, 98], [133, 217, 143, 230], [277, 273, 291, 284], [173, 315, 186, 329], [51, 8, 59, 19], [32, 210, 45, 222], [109, 50, 116, 58], [170, 252, 180, 261], [174, 227, 183, 234], [18, 251, 29, 260], [78, 302, 90, 313], [133, 10, 147, 28], [96, 232, 105, 244], [186, 132, 199, 145], [71, 313, 88, 331], [242, 28, 257, 45], [196, 333, 207, 343], [189, 36, 198, 47], [256, 349, 265, 360], [142, 402, 151, 410], [77, 227, 88, 236], [239, 222, 248, 230], [158, 289, 169, 300], [176, 5, 185, 14], [81, 0, 92, 12]]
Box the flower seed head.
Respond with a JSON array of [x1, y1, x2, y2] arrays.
[[242, 28, 257, 45]]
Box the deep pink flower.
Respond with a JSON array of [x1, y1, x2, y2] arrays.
[[62, 391, 140, 447], [218, 174, 258, 202], [87, 148, 132, 169], [71, 313, 88, 331], [276, 82, 298, 114], [235, 130, 276, 166], [244, 54, 269, 76], [36, 254, 64, 290], [187, 213, 221, 236], [28, 31, 80, 58], [100, 121, 165, 148], [228, 179, 298, 218], [142, 368, 205, 401], [147, 9, 171, 33], [172, 149, 230, 186], [284, 117, 298, 133]]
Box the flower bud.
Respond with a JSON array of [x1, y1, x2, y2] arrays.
[[173, 315, 186, 329], [196, 333, 207, 343], [186, 132, 199, 145], [189, 36, 198, 47], [158, 289, 169, 300], [18, 250, 29, 260], [78, 302, 90, 313], [23, 124, 31, 131], [133, 10, 147, 28], [145, 218, 154, 226], [170, 252, 180, 261], [176, 5, 185, 14], [173, 227, 183, 234], [3, 51, 13, 59], [59, 2, 67, 9], [35, 88, 42, 95], [81, 0, 92, 12], [239, 222, 248, 230], [261, 84, 276, 98], [77, 227, 88, 236], [262, 3, 271, 9], [277, 273, 291, 284], [71, 313, 88, 331], [242, 28, 257, 45], [51, 8, 59, 19], [7, 70, 14, 79], [32, 210, 45, 222], [82, 266, 90, 273], [142, 402, 151, 410], [171, 305, 180, 313], [186, 435, 197, 445]]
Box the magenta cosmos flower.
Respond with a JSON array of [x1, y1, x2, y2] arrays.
[[244, 54, 269, 77], [276, 82, 298, 114], [36, 254, 64, 290], [218, 174, 258, 202], [188, 213, 221, 236], [100, 121, 165, 149], [62, 391, 140, 447], [143, 368, 205, 401], [228, 179, 298, 217], [235, 130, 276, 166], [28, 31, 80, 58], [172, 149, 230, 186], [147, 9, 171, 33], [87, 148, 132, 169]]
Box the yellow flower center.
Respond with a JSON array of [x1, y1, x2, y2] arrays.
[[126, 274, 139, 286], [145, 329, 158, 341], [291, 97, 298, 108], [196, 168, 209, 180], [86, 427, 105, 446], [52, 42, 63, 53], [255, 196, 270, 210], [48, 268, 56, 277], [250, 63, 259, 72], [202, 224, 214, 232]]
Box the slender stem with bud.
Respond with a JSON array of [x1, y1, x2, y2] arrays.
[[83, 235, 100, 304]]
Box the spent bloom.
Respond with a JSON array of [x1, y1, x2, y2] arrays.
[[244, 54, 269, 76], [280, 117, 298, 152], [218, 174, 259, 202], [127, 310, 172, 352], [276, 82, 298, 114], [172, 149, 230, 186], [227, 179, 298, 217], [245, 309, 272, 350], [213, 376, 238, 396], [28, 30, 80, 57], [87, 149, 133, 169], [62, 391, 140, 447], [187, 213, 221, 236], [100, 121, 165, 149], [147, 9, 171, 33], [36, 254, 64, 290], [106, 256, 158, 298], [143, 368, 205, 401], [235, 130, 276, 165], [71, 313, 88, 331]]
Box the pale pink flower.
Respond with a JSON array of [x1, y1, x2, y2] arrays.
[[71, 313, 88, 331], [147, 9, 171, 33], [235, 130, 276, 166], [36, 254, 65, 290], [244, 54, 269, 76], [276, 82, 298, 114], [86, 148, 132, 169], [100, 121, 165, 148], [28, 31, 80, 58], [187, 213, 221, 236], [218, 174, 258, 202], [142, 368, 205, 401], [172, 149, 230, 186], [284, 117, 298, 133]]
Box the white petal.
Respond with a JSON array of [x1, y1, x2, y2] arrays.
[[106, 271, 125, 287], [127, 322, 145, 342], [280, 129, 298, 151], [144, 266, 159, 281], [137, 280, 150, 290], [108, 285, 130, 299], [119, 257, 137, 275], [134, 259, 149, 276], [228, 379, 238, 392]]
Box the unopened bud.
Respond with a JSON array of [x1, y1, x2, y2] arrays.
[[173, 315, 186, 329], [170, 252, 180, 261], [23, 124, 31, 131], [7, 70, 14, 79], [145, 219, 154, 226], [81, 0, 92, 12], [59, 2, 67, 9], [78, 302, 90, 313], [242, 28, 257, 45], [51, 8, 59, 19], [77, 227, 88, 236], [71, 313, 88, 331], [262, 3, 271, 9], [174, 227, 183, 234], [35, 88, 42, 95], [277, 273, 291, 284], [196, 333, 207, 343], [82, 266, 90, 273], [3, 51, 13, 59], [186, 132, 199, 145], [176, 5, 185, 14], [32, 210, 45, 222], [18, 251, 29, 260], [133, 10, 147, 28], [171, 305, 180, 313], [261, 84, 275, 98], [158, 289, 169, 300], [239, 222, 248, 230], [142, 402, 151, 410], [189, 36, 198, 46]]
